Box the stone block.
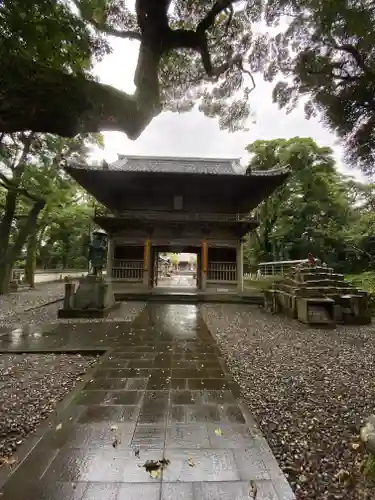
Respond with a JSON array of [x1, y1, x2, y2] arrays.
[[361, 415, 375, 455], [264, 290, 280, 313], [265, 263, 371, 326], [336, 294, 371, 325], [58, 275, 120, 318], [296, 297, 335, 326], [9, 280, 18, 291]]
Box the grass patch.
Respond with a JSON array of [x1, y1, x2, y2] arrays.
[[345, 272, 375, 291], [245, 276, 282, 291]]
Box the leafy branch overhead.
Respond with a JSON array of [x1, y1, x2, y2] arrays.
[[260, 0, 375, 172], [0, 0, 258, 139], [1, 0, 374, 172]]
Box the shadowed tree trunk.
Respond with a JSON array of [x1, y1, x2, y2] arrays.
[[0, 200, 45, 294], [25, 228, 38, 288]]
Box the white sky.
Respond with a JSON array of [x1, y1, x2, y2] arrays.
[[92, 36, 364, 180]]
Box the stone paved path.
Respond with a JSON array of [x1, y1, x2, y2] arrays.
[[0, 304, 294, 499]]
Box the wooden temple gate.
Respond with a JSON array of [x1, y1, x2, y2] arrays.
[[66, 155, 289, 294]]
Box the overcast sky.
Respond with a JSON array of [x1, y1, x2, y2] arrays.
[[92, 37, 363, 180]]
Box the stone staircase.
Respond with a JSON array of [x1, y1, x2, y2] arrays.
[[264, 264, 371, 326]]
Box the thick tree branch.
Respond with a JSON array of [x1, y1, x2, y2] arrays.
[[197, 0, 236, 33], [0, 55, 160, 138], [0, 0, 244, 137], [168, 29, 242, 78], [89, 19, 141, 41], [72, 0, 141, 41]]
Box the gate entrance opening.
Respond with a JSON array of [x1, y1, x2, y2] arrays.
[[65, 155, 289, 296], [154, 251, 198, 290]]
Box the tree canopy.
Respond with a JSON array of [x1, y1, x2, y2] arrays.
[[1, 0, 374, 171], [0, 0, 260, 138], [245, 137, 375, 273], [0, 131, 101, 293], [257, 0, 375, 173]]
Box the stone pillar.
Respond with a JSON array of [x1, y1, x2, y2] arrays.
[[106, 236, 113, 280], [143, 239, 151, 287], [201, 240, 208, 291], [237, 240, 244, 292]]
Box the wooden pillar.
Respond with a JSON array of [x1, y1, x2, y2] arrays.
[[196, 252, 201, 289], [106, 235, 113, 280], [237, 241, 244, 292], [201, 239, 208, 291], [143, 239, 151, 287]]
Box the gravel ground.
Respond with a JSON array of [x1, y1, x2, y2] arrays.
[[201, 303, 375, 500], [0, 282, 66, 319], [0, 353, 97, 459], [0, 300, 146, 331]]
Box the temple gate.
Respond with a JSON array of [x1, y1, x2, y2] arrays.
[[66, 156, 288, 294]]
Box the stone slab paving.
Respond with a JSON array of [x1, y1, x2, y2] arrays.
[[0, 304, 294, 499]]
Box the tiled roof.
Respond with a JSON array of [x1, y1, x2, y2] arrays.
[[107, 155, 241, 175]]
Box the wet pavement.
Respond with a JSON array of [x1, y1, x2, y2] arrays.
[[0, 304, 294, 499], [157, 273, 197, 289]]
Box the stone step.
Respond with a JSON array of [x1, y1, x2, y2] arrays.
[[114, 292, 264, 305]]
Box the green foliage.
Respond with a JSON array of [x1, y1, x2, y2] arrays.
[[1, 0, 375, 167], [364, 454, 375, 480], [245, 137, 375, 273], [259, 0, 375, 172], [169, 253, 179, 267], [347, 272, 375, 314], [0, 131, 102, 291], [0, 0, 263, 138], [0, 0, 109, 72]]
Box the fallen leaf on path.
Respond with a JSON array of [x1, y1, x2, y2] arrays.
[[56, 423, 62, 431], [187, 457, 195, 467], [214, 428, 223, 436], [249, 480, 258, 499], [0, 456, 18, 468]]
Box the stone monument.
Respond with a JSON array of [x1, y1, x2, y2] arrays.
[[58, 230, 120, 318], [264, 263, 371, 327]]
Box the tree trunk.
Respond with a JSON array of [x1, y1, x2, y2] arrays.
[[0, 137, 32, 264], [0, 191, 18, 259], [0, 200, 45, 294], [25, 228, 38, 288]]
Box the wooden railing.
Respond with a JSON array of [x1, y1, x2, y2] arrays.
[[207, 262, 237, 282], [111, 260, 143, 280], [95, 206, 256, 223]]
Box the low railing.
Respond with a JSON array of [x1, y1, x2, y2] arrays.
[[207, 262, 237, 282], [95, 205, 256, 223], [111, 260, 143, 280], [258, 259, 308, 277]]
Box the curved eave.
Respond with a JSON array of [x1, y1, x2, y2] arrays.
[[249, 166, 291, 177], [65, 164, 290, 213]]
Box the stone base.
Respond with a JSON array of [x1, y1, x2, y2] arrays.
[[59, 275, 118, 318], [296, 297, 335, 327], [58, 301, 121, 318]]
